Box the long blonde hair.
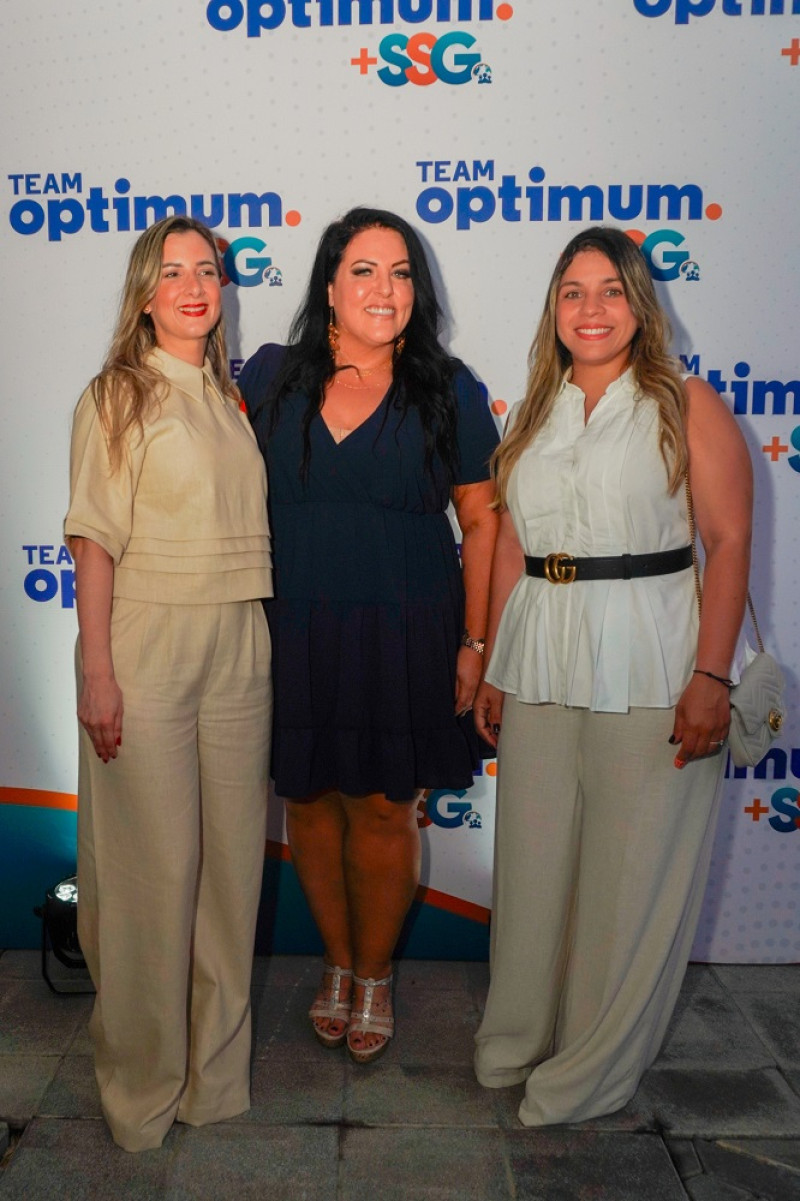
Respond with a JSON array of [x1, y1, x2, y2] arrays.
[[90, 216, 236, 470], [493, 226, 688, 507]]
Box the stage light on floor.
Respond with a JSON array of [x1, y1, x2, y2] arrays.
[[34, 874, 94, 995], [53, 878, 78, 905]]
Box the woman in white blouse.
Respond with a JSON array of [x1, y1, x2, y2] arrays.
[[65, 217, 272, 1151], [473, 226, 752, 1126]]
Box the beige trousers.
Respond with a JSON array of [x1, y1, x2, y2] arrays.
[[76, 598, 271, 1152], [474, 696, 723, 1127]]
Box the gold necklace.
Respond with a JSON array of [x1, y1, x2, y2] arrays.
[[334, 373, 391, 390], [334, 358, 392, 385]]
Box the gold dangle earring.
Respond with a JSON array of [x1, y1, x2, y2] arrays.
[[393, 333, 406, 361], [327, 307, 339, 357]]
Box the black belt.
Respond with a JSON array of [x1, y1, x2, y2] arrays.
[[525, 545, 693, 584]]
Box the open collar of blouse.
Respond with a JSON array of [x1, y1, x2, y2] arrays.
[[558, 365, 636, 408], [148, 345, 225, 405]]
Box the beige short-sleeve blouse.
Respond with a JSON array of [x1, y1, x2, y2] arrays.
[[65, 347, 272, 604]]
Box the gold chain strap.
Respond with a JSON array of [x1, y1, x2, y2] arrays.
[[685, 474, 703, 614], [746, 593, 765, 655], [685, 473, 762, 651]]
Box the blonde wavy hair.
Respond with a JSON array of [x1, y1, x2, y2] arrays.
[[90, 215, 236, 470], [493, 226, 688, 507]]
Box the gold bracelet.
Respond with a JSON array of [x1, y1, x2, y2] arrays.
[[461, 633, 485, 656]]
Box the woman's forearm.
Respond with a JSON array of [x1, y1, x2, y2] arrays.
[[482, 508, 525, 667], [461, 523, 498, 641], [72, 536, 124, 761], [694, 537, 750, 678], [72, 537, 116, 678], [454, 480, 499, 642], [685, 374, 753, 678]]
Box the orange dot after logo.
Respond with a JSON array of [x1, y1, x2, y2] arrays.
[[491, 399, 508, 416], [496, 3, 514, 19], [486, 762, 497, 777], [705, 203, 722, 220], [285, 210, 302, 227]]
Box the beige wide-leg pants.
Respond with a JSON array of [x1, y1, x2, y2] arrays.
[[76, 598, 271, 1152], [474, 696, 724, 1127]]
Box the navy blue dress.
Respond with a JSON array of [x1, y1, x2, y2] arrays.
[[240, 344, 499, 802]]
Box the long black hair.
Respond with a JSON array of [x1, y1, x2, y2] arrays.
[[257, 207, 459, 480]]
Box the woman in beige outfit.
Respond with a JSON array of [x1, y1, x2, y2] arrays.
[[65, 216, 272, 1152]]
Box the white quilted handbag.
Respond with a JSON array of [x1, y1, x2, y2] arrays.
[[727, 641, 786, 768]]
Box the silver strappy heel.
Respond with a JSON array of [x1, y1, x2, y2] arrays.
[[347, 973, 394, 1063], [309, 964, 353, 1049]]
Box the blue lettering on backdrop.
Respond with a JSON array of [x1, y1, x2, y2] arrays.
[[7, 176, 285, 243], [681, 356, 800, 417], [727, 747, 800, 781], [633, 0, 800, 23], [415, 166, 708, 231], [22, 545, 75, 608], [768, 788, 800, 834], [415, 159, 495, 181], [7, 173, 83, 195], [206, 0, 496, 35]]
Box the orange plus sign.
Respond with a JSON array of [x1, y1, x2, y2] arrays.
[[782, 38, 800, 66], [351, 47, 378, 74], [763, 436, 789, 461], [744, 798, 770, 821]]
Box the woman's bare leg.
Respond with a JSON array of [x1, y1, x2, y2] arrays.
[[285, 791, 352, 1040], [340, 791, 422, 1054]]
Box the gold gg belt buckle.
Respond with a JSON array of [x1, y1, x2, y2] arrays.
[[543, 552, 577, 584]]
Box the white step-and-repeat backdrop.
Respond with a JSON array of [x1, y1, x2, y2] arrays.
[[2, 1, 798, 958]]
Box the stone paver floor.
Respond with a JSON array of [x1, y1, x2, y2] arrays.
[[1, 952, 798, 1199]]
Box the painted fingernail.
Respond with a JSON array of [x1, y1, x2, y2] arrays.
[[668, 735, 676, 745], [492, 724, 501, 735], [674, 757, 685, 770]]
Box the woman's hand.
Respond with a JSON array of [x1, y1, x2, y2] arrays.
[[78, 672, 124, 763], [473, 680, 505, 749], [455, 644, 483, 716], [670, 673, 730, 767]]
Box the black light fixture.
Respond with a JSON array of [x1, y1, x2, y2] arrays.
[[33, 875, 94, 995]]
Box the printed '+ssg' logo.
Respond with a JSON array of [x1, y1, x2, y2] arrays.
[[352, 31, 492, 85]]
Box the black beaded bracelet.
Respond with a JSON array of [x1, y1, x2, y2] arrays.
[[693, 669, 734, 689]]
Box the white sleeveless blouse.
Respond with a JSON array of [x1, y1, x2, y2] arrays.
[[486, 370, 698, 712]]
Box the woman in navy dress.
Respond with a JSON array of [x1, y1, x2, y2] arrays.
[[240, 207, 498, 1061]]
